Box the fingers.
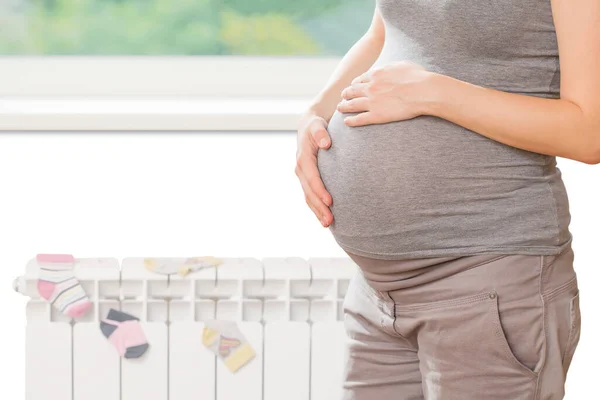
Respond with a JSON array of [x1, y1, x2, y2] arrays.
[[310, 123, 331, 150], [295, 114, 334, 226], [306, 200, 327, 227], [341, 83, 368, 100], [302, 155, 333, 207], [296, 141, 333, 207], [301, 120, 333, 206], [337, 98, 370, 113], [298, 166, 333, 226], [344, 112, 378, 127], [351, 72, 372, 85]]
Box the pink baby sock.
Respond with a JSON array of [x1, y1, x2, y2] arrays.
[[36, 254, 92, 319], [100, 309, 149, 359]]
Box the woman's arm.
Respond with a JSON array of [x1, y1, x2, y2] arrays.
[[339, 0, 600, 164], [306, 7, 386, 123], [295, 6, 386, 227], [424, 0, 600, 164]]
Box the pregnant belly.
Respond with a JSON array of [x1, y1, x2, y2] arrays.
[[317, 110, 552, 252], [317, 111, 432, 238]]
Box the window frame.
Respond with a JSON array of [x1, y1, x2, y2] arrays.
[[2, 56, 340, 97], [0, 56, 341, 130]]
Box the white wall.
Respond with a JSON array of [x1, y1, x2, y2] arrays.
[[0, 132, 597, 399]]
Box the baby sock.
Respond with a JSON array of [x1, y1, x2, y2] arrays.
[[144, 256, 223, 277], [179, 256, 223, 276], [36, 254, 92, 319], [202, 320, 255, 373], [100, 309, 149, 359]]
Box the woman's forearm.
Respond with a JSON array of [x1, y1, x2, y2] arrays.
[[425, 73, 600, 164], [307, 28, 385, 123]]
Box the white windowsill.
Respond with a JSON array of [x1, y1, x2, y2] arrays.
[[0, 97, 313, 131]]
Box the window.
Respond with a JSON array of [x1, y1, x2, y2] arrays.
[[0, 1, 375, 130], [1, 0, 374, 56]]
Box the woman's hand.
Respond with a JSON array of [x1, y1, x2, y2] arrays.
[[295, 113, 334, 227], [337, 60, 437, 127]]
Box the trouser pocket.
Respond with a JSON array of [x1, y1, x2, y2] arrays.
[[562, 290, 581, 373], [541, 276, 581, 380], [399, 291, 543, 399]]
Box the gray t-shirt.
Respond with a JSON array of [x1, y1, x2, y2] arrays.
[[317, 0, 573, 260]]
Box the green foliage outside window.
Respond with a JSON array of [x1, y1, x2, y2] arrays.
[[0, 0, 374, 55]]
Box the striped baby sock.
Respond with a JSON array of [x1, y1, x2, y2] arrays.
[[202, 320, 255, 373], [100, 309, 149, 359], [36, 254, 92, 319]]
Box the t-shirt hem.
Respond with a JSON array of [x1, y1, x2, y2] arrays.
[[334, 236, 573, 261]]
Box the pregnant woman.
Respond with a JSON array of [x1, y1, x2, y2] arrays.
[[295, 1, 599, 399]]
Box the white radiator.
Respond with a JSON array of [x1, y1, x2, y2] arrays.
[[15, 256, 359, 400]]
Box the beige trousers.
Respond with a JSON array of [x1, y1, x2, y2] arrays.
[[342, 245, 580, 400]]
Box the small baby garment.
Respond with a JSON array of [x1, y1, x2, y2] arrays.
[[202, 320, 255, 373], [144, 256, 222, 277]]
